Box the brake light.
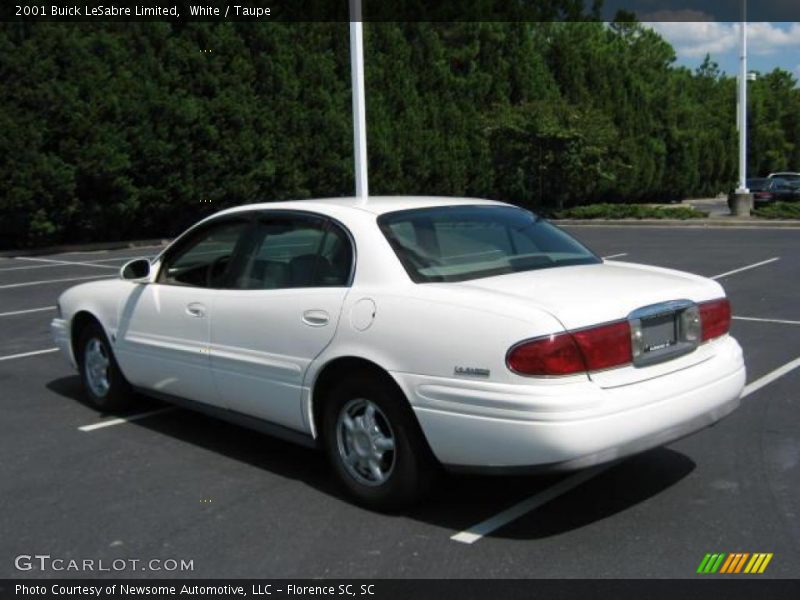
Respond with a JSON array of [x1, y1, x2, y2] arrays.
[[506, 333, 586, 376], [572, 321, 633, 371], [699, 298, 731, 341], [507, 321, 632, 376]]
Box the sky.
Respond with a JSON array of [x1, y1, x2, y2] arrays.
[[647, 22, 800, 80]]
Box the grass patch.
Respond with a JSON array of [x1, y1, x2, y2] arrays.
[[753, 202, 800, 220], [552, 203, 707, 220]]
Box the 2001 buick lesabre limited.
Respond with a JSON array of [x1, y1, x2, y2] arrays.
[[51, 197, 745, 508]]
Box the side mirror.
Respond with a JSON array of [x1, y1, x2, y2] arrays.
[[120, 258, 151, 282]]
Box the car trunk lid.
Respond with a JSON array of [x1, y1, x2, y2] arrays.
[[458, 261, 725, 387]]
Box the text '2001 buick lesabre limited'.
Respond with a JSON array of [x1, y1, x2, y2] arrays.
[[51, 197, 745, 508]]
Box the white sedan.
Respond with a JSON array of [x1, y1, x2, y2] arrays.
[[52, 197, 745, 508]]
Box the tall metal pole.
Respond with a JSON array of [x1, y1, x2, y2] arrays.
[[737, 2, 748, 193], [731, 0, 752, 216], [349, 0, 369, 203]]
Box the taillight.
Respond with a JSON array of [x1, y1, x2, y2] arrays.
[[572, 321, 632, 371], [506, 333, 586, 376], [699, 298, 731, 341], [507, 321, 631, 376]]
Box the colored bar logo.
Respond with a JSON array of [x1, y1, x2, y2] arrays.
[[697, 553, 773, 574]]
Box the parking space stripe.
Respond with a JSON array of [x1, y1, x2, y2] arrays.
[[78, 407, 177, 432], [733, 316, 800, 326], [742, 356, 800, 399], [0, 306, 55, 317], [711, 257, 780, 280], [0, 348, 59, 362], [450, 464, 613, 544], [0, 263, 80, 272], [14, 257, 119, 270], [82, 255, 156, 263], [602, 253, 628, 259], [0, 274, 113, 289]]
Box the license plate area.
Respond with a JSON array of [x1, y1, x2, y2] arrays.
[[641, 313, 677, 353], [629, 300, 701, 368]]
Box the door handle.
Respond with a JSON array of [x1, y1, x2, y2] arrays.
[[302, 309, 330, 327], [186, 302, 206, 318]]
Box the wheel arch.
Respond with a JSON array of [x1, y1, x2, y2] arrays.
[[309, 356, 413, 441], [70, 310, 105, 365]]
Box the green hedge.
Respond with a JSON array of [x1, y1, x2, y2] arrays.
[[753, 202, 800, 219], [1, 20, 798, 248], [552, 203, 707, 220]]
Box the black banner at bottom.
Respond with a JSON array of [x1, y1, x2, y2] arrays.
[[2, 579, 800, 600]]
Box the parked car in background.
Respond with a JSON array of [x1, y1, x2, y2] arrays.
[[767, 172, 800, 183], [728, 178, 800, 211], [51, 197, 745, 509]]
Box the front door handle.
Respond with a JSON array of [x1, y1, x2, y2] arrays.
[[186, 302, 206, 318], [302, 309, 330, 327]]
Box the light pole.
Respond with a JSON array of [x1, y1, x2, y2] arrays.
[[349, 0, 369, 204], [732, 0, 752, 216]]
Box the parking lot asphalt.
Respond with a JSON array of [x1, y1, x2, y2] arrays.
[[1, 227, 798, 579]]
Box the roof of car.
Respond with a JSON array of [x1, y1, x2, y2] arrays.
[[216, 196, 510, 218]]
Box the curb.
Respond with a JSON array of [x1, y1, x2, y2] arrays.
[[552, 218, 800, 229], [0, 239, 170, 258]]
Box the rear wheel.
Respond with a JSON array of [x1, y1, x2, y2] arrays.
[[321, 373, 436, 510], [77, 321, 133, 412]]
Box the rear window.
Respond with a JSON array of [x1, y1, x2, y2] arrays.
[[378, 205, 600, 283]]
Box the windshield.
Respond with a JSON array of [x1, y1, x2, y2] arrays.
[[378, 205, 601, 283]]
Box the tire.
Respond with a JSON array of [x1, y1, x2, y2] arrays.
[[321, 373, 437, 510], [77, 321, 134, 412]]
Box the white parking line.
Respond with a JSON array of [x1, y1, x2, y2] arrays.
[[0, 306, 55, 317], [78, 407, 177, 432], [0, 348, 59, 362], [14, 257, 119, 270], [742, 356, 800, 399], [733, 316, 800, 326], [450, 355, 800, 544], [0, 274, 113, 289], [711, 257, 780, 280], [0, 263, 77, 272], [0, 255, 154, 272], [451, 464, 613, 544], [602, 253, 628, 259], [82, 255, 155, 263]]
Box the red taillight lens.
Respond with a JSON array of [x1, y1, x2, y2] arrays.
[[507, 333, 586, 376], [507, 321, 632, 376], [571, 321, 632, 371], [699, 298, 731, 341]]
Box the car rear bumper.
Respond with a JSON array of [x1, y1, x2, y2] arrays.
[[400, 336, 745, 470], [51, 318, 76, 368]]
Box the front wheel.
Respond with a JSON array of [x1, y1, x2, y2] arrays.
[[78, 321, 133, 412], [321, 374, 437, 510]]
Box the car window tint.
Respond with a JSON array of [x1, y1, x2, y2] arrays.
[[234, 217, 352, 289], [159, 221, 249, 287]]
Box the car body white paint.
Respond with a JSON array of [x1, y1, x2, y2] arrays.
[[52, 196, 745, 470]]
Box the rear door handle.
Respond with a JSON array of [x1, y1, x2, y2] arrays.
[[186, 302, 206, 318], [302, 309, 330, 327]]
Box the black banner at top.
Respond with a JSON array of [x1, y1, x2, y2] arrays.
[[2, 0, 800, 23]]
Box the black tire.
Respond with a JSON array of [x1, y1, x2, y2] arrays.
[[77, 321, 134, 412], [321, 372, 437, 510]]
